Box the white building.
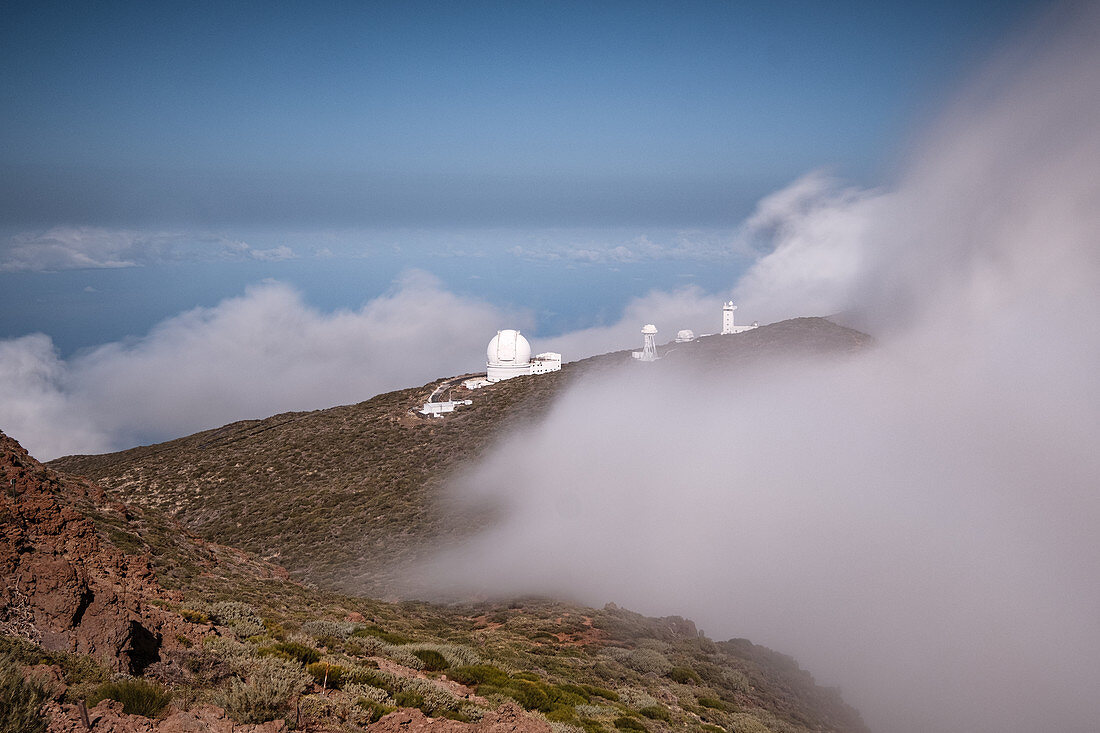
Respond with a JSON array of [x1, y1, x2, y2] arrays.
[[485, 329, 561, 382], [632, 324, 660, 361], [419, 399, 472, 417], [675, 329, 695, 343], [530, 352, 562, 374], [721, 301, 758, 335]]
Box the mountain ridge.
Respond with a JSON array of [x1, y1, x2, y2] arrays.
[[48, 317, 873, 595]]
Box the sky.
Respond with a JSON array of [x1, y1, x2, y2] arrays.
[[7, 2, 1100, 733], [1, 0, 1039, 354]]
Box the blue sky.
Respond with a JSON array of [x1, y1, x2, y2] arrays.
[[1, 0, 1040, 352]]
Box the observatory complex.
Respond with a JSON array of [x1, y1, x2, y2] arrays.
[[632, 301, 757, 363], [461, 329, 561, 390]]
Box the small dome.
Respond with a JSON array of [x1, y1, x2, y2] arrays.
[[487, 329, 532, 366], [641, 324, 658, 334], [676, 329, 695, 342]]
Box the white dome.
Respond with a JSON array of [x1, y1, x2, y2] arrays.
[[487, 329, 532, 366], [676, 329, 695, 342]]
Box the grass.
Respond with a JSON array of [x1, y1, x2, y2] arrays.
[[0, 654, 50, 733], [85, 678, 172, 718]]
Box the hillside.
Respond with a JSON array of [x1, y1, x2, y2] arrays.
[[4, 429, 870, 733], [49, 317, 872, 595]]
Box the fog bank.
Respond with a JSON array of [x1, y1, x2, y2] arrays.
[[426, 6, 1100, 732]]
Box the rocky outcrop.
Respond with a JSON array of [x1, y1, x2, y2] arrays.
[[0, 430, 189, 672], [369, 703, 552, 733]]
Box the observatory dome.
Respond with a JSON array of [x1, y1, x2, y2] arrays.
[[676, 329, 695, 343], [487, 329, 532, 365], [486, 329, 533, 382]]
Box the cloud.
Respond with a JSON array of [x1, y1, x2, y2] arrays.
[[507, 231, 745, 264], [0, 227, 297, 272], [422, 6, 1100, 733], [0, 272, 513, 458], [0, 334, 111, 457]]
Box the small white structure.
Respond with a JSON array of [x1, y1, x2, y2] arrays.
[[721, 301, 758, 335], [419, 399, 472, 417], [530, 352, 562, 374], [485, 329, 561, 382], [675, 329, 696, 343], [632, 324, 660, 362]]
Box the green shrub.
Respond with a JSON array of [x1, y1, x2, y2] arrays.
[[617, 688, 659, 709], [581, 685, 619, 702], [512, 671, 541, 682], [395, 677, 462, 714], [0, 636, 45, 665], [505, 680, 552, 712], [259, 641, 320, 666], [556, 684, 593, 702], [546, 706, 579, 723], [624, 649, 671, 675], [575, 704, 616, 719], [350, 626, 411, 645], [448, 664, 510, 687], [668, 666, 702, 685], [393, 689, 424, 708], [639, 706, 670, 722], [695, 697, 731, 712], [0, 654, 50, 733], [53, 652, 110, 685], [179, 609, 209, 624], [547, 686, 588, 707], [345, 681, 393, 705], [411, 649, 449, 671], [356, 698, 394, 723], [613, 717, 647, 731], [209, 602, 264, 640], [217, 657, 309, 724], [347, 667, 396, 691], [306, 662, 346, 690], [301, 620, 357, 641], [404, 642, 480, 668], [86, 678, 171, 718]]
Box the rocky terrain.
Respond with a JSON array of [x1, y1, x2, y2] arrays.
[[0, 430, 190, 672]]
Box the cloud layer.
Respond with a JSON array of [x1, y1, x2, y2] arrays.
[[0, 227, 296, 272], [0, 272, 726, 460]]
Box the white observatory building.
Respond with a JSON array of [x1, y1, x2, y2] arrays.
[[632, 324, 660, 362], [484, 329, 561, 383], [722, 301, 758, 335]]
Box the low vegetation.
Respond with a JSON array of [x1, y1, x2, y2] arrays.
[[86, 678, 172, 717], [1, 653, 50, 733]]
